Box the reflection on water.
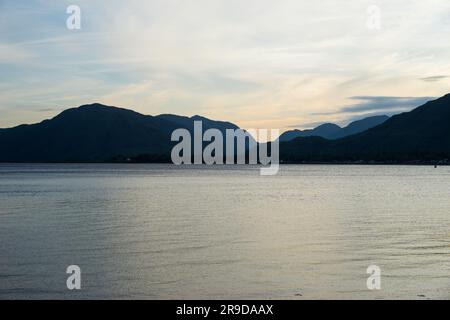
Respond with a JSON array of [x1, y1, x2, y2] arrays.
[[0, 164, 448, 299]]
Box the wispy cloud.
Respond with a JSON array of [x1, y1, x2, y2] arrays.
[[340, 96, 435, 113], [420, 75, 449, 82], [1, 0, 450, 130], [0, 43, 34, 64], [312, 96, 434, 115], [36, 108, 56, 112]]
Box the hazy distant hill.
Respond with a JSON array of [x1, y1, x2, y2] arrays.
[[280, 94, 450, 162], [0, 103, 242, 162], [279, 123, 341, 141], [279, 115, 389, 141], [332, 115, 389, 139]]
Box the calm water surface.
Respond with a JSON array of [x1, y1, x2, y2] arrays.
[[0, 164, 448, 299]]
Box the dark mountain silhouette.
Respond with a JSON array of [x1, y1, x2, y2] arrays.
[[279, 123, 340, 141], [279, 115, 389, 141], [332, 115, 389, 139], [0, 103, 241, 162], [1, 94, 449, 163], [280, 94, 450, 162]]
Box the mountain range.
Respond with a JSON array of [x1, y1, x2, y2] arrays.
[[0, 94, 449, 163], [280, 93, 450, 163], [279, 115, 389, 141], [0, 104, 240, 162]]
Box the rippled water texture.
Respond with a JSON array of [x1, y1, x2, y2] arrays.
[[0, 164, 448, 299]]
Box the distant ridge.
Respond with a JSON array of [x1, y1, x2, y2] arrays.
[[279, 115, 389, 141], [280, 94, 450, 163]]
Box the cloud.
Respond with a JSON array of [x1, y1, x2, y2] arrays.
[[310, 96, 436, 116], [339, 96, 435, 113], [420, 75, 449, 82], [1, 0, 450, 130], [36, 108, 55, 112], [0, 43, 33, 64]]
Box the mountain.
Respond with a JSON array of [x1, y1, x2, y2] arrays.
[[0, 103, 242, 162], [279, 123, 341, 141], [332, 115, 389, 139], [280, 94, 450, 162], [1, 94, 449, 163], [279, 115, 389, 142]]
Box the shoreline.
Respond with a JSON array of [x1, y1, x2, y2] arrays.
[[0, 161, 448, 166]]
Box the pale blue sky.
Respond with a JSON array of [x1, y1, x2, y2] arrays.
[[1, 0, 450, 131]]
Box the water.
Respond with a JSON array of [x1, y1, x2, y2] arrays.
[[0, 164, 448, 300]]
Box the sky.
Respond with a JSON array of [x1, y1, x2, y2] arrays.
[[1, 0, 450, 133]]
